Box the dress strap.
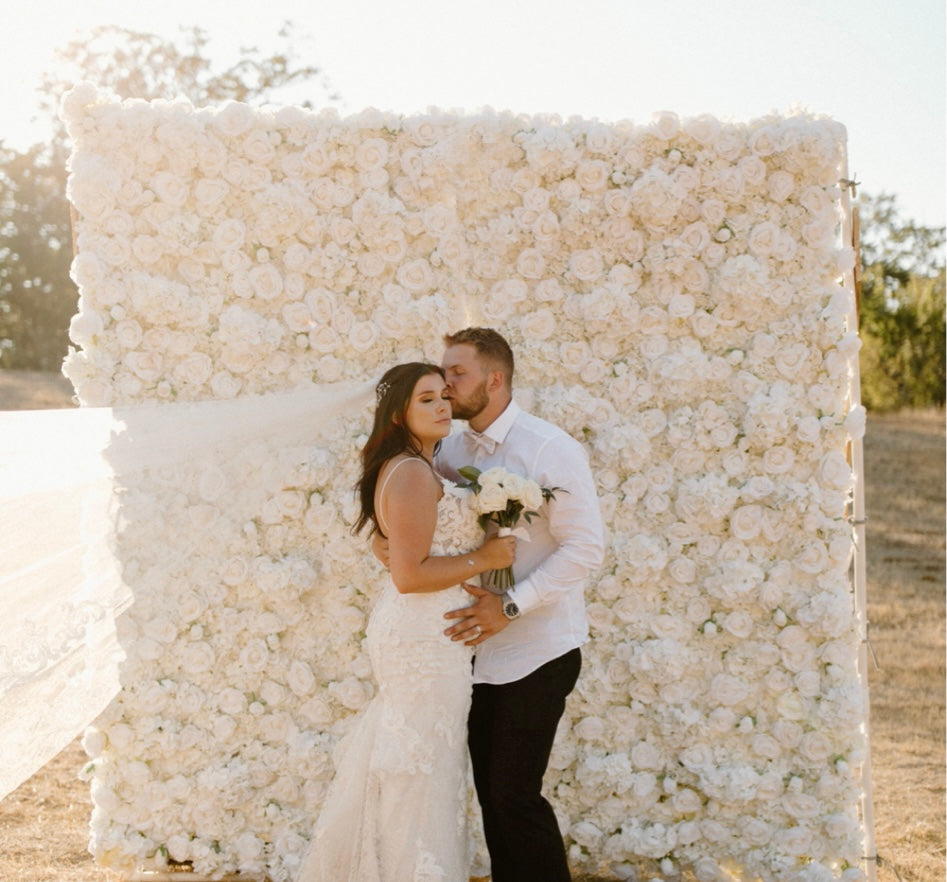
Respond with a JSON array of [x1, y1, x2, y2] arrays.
[[376, 456, 430, 536]]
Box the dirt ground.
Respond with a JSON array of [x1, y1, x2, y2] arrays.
[[1, 371, 943, 881]]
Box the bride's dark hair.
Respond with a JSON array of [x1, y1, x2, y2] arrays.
[[354, 362, 446, 537]]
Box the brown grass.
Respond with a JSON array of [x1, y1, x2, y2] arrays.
[[860, 409, 945, 882], [1, 371, 943, 882]]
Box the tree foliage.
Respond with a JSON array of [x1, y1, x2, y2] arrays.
[[0, 23, 338, 371], [37, 23, 338, 127], [0, 141, 74, 368], [857, 192, 946, 411]]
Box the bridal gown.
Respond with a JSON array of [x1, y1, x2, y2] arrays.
[[297, 461, 483, 882]]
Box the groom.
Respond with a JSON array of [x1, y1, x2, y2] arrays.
[[438, 327, 604, 882]]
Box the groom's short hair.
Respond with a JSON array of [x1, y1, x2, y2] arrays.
[[443, 327, 514, 387]]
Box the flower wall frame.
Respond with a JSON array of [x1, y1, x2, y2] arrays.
[[62, 85, 868, 881]]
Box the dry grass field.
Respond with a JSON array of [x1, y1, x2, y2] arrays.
[[1, 371, 943, 882]]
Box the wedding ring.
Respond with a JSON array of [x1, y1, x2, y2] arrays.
[[472, 625, 481, 636]]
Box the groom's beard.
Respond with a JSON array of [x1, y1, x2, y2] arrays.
[[448, 380, 489, 421]]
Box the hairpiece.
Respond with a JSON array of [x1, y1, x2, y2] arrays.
[[376, 380, 391, 403]]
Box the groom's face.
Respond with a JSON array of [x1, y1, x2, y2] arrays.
[[442, 344, 490, 421]]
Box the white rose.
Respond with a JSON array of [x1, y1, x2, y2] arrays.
[[747, 221, 781, 256], [297, 696, 333, 728], [194, 177, 229, 207], [68, 309, 105, 348], [258, 711, 292, 743], [650, 110, 680, 140], [569, 249, 604, 282], [671, 788, 702, 815], [347, 320, 378, 352], [844, 404, 867, 440], [796, 415, 822, 444], [70, 252, 106, 289], [90, 781, 120, 814], [152, 171, 189, 207], [774, 342, 813, 380], [750, 733, 782, 760], [131, 235, 162, 264], [762, 446, 795, 475], [722, 610, 754, 639], [795, 539, 829, 575], [668, 557, 696, 584], [475, 480, 509, 513], [213, 218, 247, 251], [234, 831, 264, 863], [210, 370, 242, 398], [515, 247, 546, 279], [819, 450, 853, 491], [352, 251, 384, 278], [395, 258, 434, 293], [124, 350, 163, 383], [667, 293, 695, 319], [729, 505, 762, 541], [630, 741, 662, 770], [239, 638, 270, 673], [179, 641, 215, 674], [304, 497, 337, 535], [602, 189, 632, 217], [329, 676, 372, 710], [212, 100, 255, 136], [171, 352, 212, 387], [575, 159, 610, 192], [573, 716, 606, 743], [355, 137, 388, 170], [767, 169, 795, 201], [782, 792, 821, 821], [679, 743, 713, 774], [570, 821, 603, 850], [519, 308, 557, 342], [82, 727, 107, 758], [247, 263, 283, 301], [558, 340, 591, 373], [711, 673, 749, 706]]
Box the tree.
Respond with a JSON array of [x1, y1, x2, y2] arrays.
[[0, 23, 339, 371], [0, 140, 74, 369], [36, 23, 339, 128], [856, 192, 946, 410]]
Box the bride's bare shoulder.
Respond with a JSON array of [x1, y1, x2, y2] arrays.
[[378, 455, 440, 493]]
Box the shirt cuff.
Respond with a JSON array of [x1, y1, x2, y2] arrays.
[[506, 577, 541, 614]]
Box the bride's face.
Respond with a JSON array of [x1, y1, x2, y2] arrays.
[[403, 373, 452, 444]]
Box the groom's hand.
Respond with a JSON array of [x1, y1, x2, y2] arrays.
[[443, 583, 509, 646]]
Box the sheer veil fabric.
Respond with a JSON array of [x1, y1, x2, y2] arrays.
[[0, 380, 372, 798]]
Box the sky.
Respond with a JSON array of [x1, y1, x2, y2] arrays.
[[3, 0, 945, 228]]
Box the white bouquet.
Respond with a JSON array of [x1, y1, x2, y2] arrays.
[[459, 465, 560, 589]]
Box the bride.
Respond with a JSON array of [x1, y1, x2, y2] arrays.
[[296, 362, 515, 882]]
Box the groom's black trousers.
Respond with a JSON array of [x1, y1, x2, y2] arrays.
[[468, 647, 581, 882]]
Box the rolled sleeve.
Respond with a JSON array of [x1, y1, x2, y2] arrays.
[[506, 434, 604, 614]]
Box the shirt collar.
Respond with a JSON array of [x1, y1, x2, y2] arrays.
[[476, 399, 520, 446]]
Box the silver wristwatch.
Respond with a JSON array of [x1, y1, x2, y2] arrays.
[[501, 592, 520, 620]]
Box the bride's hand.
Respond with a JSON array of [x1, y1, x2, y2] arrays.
[[478, 534, 516, 570]]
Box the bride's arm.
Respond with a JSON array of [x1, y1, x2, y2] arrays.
[[382, 460, 514, 594]]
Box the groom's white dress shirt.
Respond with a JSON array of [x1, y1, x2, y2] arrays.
[[437, 400, 605, 685]]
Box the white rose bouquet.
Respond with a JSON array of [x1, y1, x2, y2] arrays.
[[458, 465, 560, 589]]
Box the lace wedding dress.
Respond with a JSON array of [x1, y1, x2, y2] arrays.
[[296, 462, 483, 882]]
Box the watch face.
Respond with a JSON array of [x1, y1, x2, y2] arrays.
[[504, 601, 519, 618]]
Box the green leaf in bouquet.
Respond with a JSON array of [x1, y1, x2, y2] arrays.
[[458, 465, 482, 486]]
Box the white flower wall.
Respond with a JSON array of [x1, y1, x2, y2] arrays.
[[62, 85, 868, 881]]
